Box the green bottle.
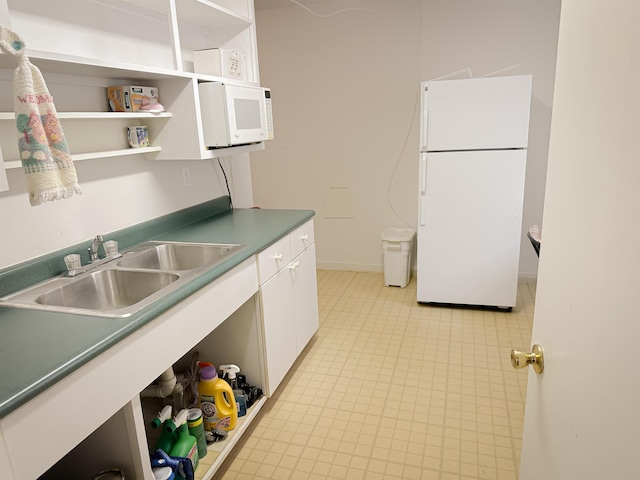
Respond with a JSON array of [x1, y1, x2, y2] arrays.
[[169, 409, 199, 471], [150, 405, 172, 430], [152, 405, 178, 454]]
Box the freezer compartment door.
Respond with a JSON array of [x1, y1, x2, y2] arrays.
[[425, 75, 532, 151], [416, 150, 527, 307]]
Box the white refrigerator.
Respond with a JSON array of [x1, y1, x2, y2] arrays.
[[417, 75, 532, 308]]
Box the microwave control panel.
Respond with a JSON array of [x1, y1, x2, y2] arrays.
[[264, 88, 274, 141]]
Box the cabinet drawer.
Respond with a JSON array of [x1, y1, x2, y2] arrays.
[[290, 220, 315, 258], [257, 236, 292, 284]]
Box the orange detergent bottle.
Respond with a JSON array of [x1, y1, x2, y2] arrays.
[[198, 366, 237, 431]]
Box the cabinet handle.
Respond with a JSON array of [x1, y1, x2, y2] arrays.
[[289, 261, 300, 270], [273, 253, 283, 261], [299, 234, 309, 241]]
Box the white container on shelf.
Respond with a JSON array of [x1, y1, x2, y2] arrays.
[[193, 48, 247, 81], [381, 227, 415, 288]]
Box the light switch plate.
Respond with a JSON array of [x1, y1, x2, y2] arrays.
[[181, 167, 191, 187]]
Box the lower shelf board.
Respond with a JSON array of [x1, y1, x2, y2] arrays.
[[195, 395, 267, 480]]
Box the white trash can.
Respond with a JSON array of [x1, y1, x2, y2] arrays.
[[381, 227, 415, 288]]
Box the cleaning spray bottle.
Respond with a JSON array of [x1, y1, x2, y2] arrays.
[[168, 409, 199, 471], [151, 405, 172, 430], [219, 364, 248, 417], [151, 405, 178, 454], [198, 365, 237, 431]]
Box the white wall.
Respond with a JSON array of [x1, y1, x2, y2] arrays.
[[0, 154, 253, 268], [252, 0, 561, 277]]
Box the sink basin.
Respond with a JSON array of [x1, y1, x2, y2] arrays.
[[119, 241, 244, 271], [36, 269, 179, 311], [0, 240, 245, 318]]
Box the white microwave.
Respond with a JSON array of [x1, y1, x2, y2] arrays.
[[199, 82, 273, 147]]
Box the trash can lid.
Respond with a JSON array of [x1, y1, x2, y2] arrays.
[[380, 227, 415, 242]]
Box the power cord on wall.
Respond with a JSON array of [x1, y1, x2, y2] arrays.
[[286, 0, 376, 17], [385, 0, 422, 229], [217, 158, 233, 209]]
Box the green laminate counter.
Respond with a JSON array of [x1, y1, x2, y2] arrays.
[[0, 197, 314, 419]]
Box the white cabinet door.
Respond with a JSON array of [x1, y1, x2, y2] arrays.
[[292, 244, 319, 354], [259, 220, 319, 396], [260, 265, 298, 396]]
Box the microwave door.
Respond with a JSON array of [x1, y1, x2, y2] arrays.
[[224, 85, 267, 145]]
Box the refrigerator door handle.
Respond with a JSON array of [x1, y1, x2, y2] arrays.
[[419, 82, 429, 151], [419, 153, 427, 226]]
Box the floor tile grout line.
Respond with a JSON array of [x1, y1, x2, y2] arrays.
[[434, 308, 450, 480]]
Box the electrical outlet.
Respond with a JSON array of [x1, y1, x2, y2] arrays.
[[181, 167, 191, 187]]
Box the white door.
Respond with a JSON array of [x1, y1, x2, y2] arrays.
[[518, 2, 640, 478], [292, 244, 319, 354]]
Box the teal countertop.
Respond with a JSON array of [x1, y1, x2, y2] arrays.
[[0, 197, 314, 420]]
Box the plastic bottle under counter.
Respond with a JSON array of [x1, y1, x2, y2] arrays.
[[197, 366, 237, 431]]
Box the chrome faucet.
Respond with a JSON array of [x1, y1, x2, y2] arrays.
[[88, 234, 104, 262], [64, 235, 121, 277]]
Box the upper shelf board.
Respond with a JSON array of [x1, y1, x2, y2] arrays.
[[121, 0, 252, 28], [0, 50, 194, 80]]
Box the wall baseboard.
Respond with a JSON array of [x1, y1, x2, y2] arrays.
[[518, 272, 538, 281], [316, 262, 538, 283], [316, 261, 382, 273]]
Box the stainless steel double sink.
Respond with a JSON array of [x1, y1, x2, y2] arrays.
[[0, 241, 245, 318]]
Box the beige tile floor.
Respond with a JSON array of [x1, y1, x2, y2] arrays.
[[213, 270, 535, 480]]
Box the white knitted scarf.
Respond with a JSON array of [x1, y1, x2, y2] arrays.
[[0, 25, 82, 206]]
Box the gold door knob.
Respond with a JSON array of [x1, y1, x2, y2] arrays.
[[511, 344, 544, 374]]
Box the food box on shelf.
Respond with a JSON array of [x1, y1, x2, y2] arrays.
[[107, 86, 159, 112]]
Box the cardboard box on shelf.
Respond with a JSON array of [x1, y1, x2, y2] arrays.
[[107, 86, 159, 112]]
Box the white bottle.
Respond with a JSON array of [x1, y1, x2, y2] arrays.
[[219, 364, 248, 417]]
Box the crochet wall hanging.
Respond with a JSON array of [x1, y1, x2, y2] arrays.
[[0, 25, 82, 206]]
